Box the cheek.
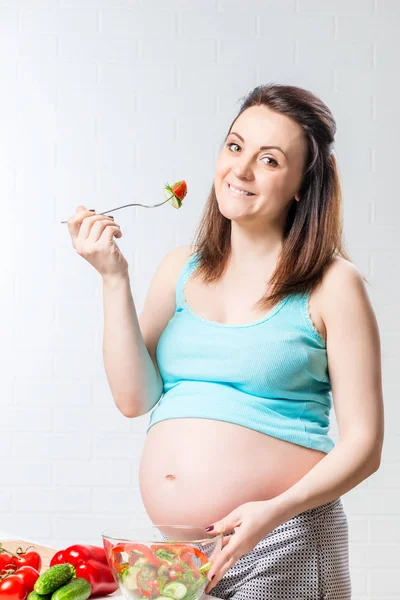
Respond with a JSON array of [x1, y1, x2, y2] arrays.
[[215, 156, 227, 177]]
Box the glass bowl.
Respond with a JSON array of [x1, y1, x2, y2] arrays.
[[102, 525, 223, 600]]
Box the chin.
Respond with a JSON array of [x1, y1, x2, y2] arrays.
[[216, 197, 253, 221]]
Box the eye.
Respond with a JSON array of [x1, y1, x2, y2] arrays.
[[225, 142, 278, 167]]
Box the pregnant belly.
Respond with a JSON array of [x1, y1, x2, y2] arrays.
[[138, 418, 326, 527]]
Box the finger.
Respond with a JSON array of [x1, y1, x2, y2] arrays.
[[208, 535, 230, 563], [87, 220, 121, 244], [207, 543, 237, 583], [95, 224, 123, 245], [205, 554, 237, 594], [67, 208, 97, 243], [78, 215, 116, 242]]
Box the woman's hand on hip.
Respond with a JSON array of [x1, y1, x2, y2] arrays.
[[204, 499, 282, 594]]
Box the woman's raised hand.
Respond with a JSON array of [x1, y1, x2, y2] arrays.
[[67, 206, 129, 280]]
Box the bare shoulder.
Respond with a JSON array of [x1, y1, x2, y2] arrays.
[[319, 256, 370, 324], [320, 256, 365, 291], [166, 244, 198, 283]]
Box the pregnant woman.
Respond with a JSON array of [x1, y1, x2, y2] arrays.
[[67, 84, 384, 599]]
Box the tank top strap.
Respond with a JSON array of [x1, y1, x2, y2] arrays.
[[176, 250, 200, 310], [299, 289, 327, 346]]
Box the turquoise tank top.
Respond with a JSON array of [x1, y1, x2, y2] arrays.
[[147, 250, 334, 454]]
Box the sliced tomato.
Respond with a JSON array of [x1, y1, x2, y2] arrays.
[[150, 579, 161, 596], [171, 180, 187, 201], [136, 566, 157, 598]]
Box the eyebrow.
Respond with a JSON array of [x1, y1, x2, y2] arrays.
[[228, 131, 287, 159]]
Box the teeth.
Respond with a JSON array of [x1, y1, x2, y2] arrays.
[[229, 184, 253, 196]]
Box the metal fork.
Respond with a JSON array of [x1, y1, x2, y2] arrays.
[[60, 198, 171, 224]]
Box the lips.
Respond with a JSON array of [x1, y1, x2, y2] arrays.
[[227, 182, 255, 196]]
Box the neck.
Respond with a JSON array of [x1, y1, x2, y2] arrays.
[[228, 223, 283, 271]]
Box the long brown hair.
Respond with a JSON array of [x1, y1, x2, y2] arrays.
[[190, 83, 366, 311]]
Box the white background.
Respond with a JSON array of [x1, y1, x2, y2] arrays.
[[1, 1, 398, 598]]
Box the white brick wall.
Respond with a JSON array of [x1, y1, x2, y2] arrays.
[[1, 1, 397, 597]]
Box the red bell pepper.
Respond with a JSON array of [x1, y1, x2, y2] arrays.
[[64, 545, 108, 566], [75, 560, 117, 596], [50, 545, 117, 597], [111, 544, 162, 571]]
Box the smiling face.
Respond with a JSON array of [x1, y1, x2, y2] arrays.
[[214, 105, 308, 228]]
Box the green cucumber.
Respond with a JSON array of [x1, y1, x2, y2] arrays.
[[34, 563, 75, 595], [133, 556, 148, 568], [51, 577, 91, 600], [163, 187, 182, 209], [199, 561, 212, 574], [162, 581, 188, 599], [121, 565, 141, 590], [27, 592, 52, 600]]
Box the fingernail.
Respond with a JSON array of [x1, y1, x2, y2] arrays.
[[89, 209, 96, 212], [204, 526, 214, 532], [212, 575, 216, 580]]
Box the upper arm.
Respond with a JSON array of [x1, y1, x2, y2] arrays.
[[138, 245, 194, 380], [321, 258, 384, 460]]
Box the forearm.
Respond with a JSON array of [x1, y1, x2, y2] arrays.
[[269, 436, 381, 524], [102, 274, 163, 417]]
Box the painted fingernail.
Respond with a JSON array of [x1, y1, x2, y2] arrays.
[[212, 575, 216, 580], [89, 209, 96, 212], [204, 526, 214, 532]]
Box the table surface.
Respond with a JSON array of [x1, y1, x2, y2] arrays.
[[0, 529, 218, 600]]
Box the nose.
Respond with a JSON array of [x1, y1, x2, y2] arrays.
[[231, 158, 255, 181]]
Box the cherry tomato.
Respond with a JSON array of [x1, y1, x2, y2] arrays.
[[0, 552, 14, 571], [0, 575, 28, 600], [11, 550, 41, 573], [13, 566, 40, 593]]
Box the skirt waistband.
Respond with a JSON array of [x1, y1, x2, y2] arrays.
[[222, 497, 343, 538], [299, 496, 342, 518]]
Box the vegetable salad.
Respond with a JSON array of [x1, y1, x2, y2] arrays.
[[110, 542, 212, 600]]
